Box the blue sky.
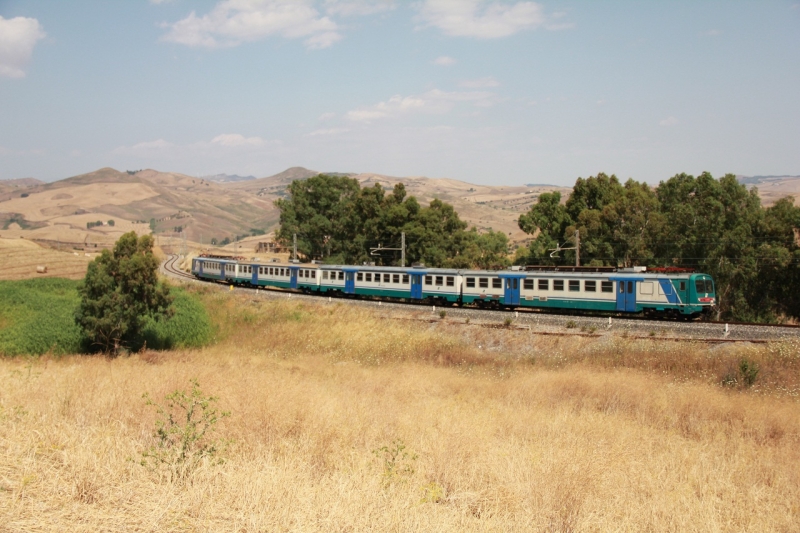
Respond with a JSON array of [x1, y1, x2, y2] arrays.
[[1, 0, 799, 186]]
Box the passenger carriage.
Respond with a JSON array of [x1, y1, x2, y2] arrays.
[[191, 256, 715, 318], [510, 267, 714, 318]]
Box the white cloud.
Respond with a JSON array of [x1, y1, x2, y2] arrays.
[[416, 0, 545, 39], [113, 134, 276, 156], [308, 128, 350, 136], [323, 0, 395, 17], [161, 0, 342, 50], [432, 55, 456, 66], [0, 16, 46, 79], [318, 112, 336, 121], [459, 76, 499, 88], [659, 116, 679, 127], [346, 88, 497, 122], [211, 133, 268, 147]]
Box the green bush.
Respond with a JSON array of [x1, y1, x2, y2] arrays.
[[0, 279, 84, 356], [0, 279, 212, 356], [141, 288, 213, 350]]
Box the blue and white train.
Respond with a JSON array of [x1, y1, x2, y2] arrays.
[[192, 257, 716, 319]]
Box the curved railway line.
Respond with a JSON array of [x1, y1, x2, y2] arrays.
[[161, 255, 800, 344]]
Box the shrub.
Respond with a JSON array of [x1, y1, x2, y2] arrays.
[[141, 379, 230, 482], [504, 317, 513, 327], [372, 439, 417, 485], [141, 288, 213, 350], [566, 320, 577, 329], [439, 310, 447, 319], [739, 358, 760, 387]]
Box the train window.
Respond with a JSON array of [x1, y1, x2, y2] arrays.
[[479, 278, 488, 288], [538, 279, 549, 290], [569, 280, 580, 292], [696, 279, 713, 293], [466, 277, 475, 288], [585, 280, 596, 292], [523, 279, 533, 290], [338, 271, 344, 280], [323, 271, 328, 280], [384, 274, 391, 283], [310, 270, 316, 279], [619, 282, 624, 293], [366, 273, 372, 282], [680, 281, 686, 291], [393, 274, 400, 283], [357, 273, 363, 281], [553, 280, 564, 291], [280, 268, 284, 276], [402, 275, 409, 284], [602, 281, 613, 292], [425, 276, 432, 285], [435, 276, 443, 286], [492, 278, 501, 289], [446, 276, 454, 287]]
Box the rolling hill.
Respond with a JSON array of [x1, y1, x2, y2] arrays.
[[3, 168, 797, 256], [737, 175, 800, 205]]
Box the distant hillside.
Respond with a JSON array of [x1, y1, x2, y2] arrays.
[[0, 168, 276, 247], [737, 175, 800, 205], [200, 173, 257, 183], [0, 178, 45, 202]]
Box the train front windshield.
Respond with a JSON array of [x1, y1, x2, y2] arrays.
[[695, 278, 714, 294]]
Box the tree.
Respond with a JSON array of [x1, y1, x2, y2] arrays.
[[75, 232, 173, 354], [274, 174, 500, 268], [516, 191, 572, 264]]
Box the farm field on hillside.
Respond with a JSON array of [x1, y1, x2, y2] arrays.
[[0, 237, 92, 281], [1, 291, 798, 531]]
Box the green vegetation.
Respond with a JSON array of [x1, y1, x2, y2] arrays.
[[2, 213, 33, 230], [75, 232, 173, 354], [141, 379, 230, 482], [0, 278, 211, 357], [86, 220, 104, 229], [517, 172, 800, 322], [142, 288, 213, 350], [275, 174, 509, 268], [0, 278, 84, 356]]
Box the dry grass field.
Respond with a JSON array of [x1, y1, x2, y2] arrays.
[[1, 289, 799, 531], [0, 237, 92, 281]]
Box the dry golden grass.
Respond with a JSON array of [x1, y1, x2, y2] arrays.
[[1, 290, 799, 531], [0, 237, 92, 281]]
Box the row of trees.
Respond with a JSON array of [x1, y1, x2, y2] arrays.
[[516, 172, 800, 321], [275, 174, 510, 269]]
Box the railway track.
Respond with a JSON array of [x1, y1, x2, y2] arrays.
[[160, 255, 800, 343]]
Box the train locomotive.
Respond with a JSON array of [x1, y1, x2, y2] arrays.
[[191, 258, 716, 319]]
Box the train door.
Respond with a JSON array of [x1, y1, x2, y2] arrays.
[[252, 266, 258, 286], [616, 280, 637, 312], [196, 259, 202, 276], [410, 274, 423, 299], [344, 272, 355, 294], [289, 267, 298, 289], [504, 277, 521, 306]]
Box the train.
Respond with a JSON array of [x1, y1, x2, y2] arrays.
[[191, 257, 716, 319]]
